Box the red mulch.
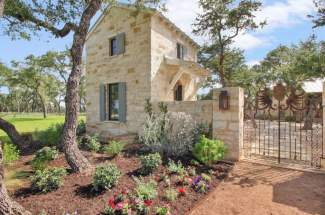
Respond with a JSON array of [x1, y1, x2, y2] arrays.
[[10, 145, 233, 215]]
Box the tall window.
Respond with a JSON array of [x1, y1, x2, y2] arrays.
[[174, 82, 183, 101], [110, 37, 118, 56], [177, 43, 185, 60], [108, 83, 119, 121]]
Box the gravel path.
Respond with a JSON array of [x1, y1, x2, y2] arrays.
[[189, 162, 325, 215]]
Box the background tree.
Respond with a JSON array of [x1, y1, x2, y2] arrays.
[[1, 0, 164, 173], [310, 0, 325, 28], [198, 47, 247, 88], [193, 0, 265, 87]]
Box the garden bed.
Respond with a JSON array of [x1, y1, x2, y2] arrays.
[[8, 144, 233, 215]]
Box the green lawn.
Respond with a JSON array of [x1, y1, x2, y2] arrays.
[[0, 113, 85, 143]]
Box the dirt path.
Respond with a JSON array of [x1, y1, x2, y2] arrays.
[[189, 162, 325, 215]]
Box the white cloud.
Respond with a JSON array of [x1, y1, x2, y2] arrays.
[[233, 33, 270, 50], [246, 60, 261, 67], [255, 0, 315, 31], [163, 0, 315, 51]]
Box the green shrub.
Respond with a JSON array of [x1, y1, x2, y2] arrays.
[[167, 159, 186, 175], [93, 164, 121, 191], [193, 136, 227, 165], [156, 207, 169, 215], [139, 153, 162, 175], [103, 141, 126, 157], [134, 177, 158, 200], [3, 143, 20, 165], [79, 134, 101, 152], [77, 120, 86, 136], [33, 123, 64, 147], [164, 188, 178, 202], [31, 168, 67, 193], [31, 147, 58, 171], [141, 109, 200, 157]]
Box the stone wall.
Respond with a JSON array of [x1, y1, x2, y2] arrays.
[[212, 87, 244, 161], [150, 14, 200, 102], [85, 7, 152, 138], [152, 100, 214, 125]]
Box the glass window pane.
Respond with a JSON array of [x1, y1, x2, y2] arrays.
[[109, 83, 119, 121], [111, 38, 118, 56]]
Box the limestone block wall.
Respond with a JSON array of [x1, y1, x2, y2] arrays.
[[212, 87, 244, 161], [150, 14, 199, 101], [152, 100, 214, 125], [85, 7, 152, 138]]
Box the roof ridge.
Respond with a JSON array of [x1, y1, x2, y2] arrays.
[[86, 3, 199, 48]]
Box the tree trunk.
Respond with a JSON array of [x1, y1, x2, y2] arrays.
[[0, 141, 32, 215], [302, 96, 320, 130], [219, 46, 226, 87], [61, 0, 101, 173], [37, 93, 47, 119], [0, 0, 4, 17], [0, 118, 27, 150]]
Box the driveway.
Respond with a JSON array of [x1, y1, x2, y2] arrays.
[[190, 162, 325, 215]]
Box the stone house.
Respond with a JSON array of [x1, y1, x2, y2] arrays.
[[85, 4, 208, 138]]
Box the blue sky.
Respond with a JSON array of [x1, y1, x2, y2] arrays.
[[0, 0, 325, 67]]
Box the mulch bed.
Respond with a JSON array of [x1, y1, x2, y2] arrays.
[[10, 144, 233, 215]]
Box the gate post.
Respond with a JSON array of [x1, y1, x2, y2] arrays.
[[212, 87, 244, 161], [321, 82, 325, 169]]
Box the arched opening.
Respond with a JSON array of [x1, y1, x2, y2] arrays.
[[174, 81, 183, 101]]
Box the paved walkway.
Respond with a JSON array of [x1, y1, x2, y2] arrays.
[[190, 162, 325, 215]]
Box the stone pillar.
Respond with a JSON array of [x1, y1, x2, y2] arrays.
[[212, 87, 244, 161], [321, 82, 325, 169]]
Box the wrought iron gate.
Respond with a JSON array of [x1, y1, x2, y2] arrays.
[[243, 83, 323, 168]]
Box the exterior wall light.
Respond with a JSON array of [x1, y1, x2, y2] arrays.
[[219, 90, 230, 110]]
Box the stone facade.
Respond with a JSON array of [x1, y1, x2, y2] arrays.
[[152, 100, 213, 125], [86, 6, 152, 137], [85, 5, 207, 138], [212, 87, 244, 161], [85, 5, 245, 162]]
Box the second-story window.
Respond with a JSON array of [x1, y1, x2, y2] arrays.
[[110, 33, 125, 56], [177, 43, 186, 60], [110, 37, 118, 56]]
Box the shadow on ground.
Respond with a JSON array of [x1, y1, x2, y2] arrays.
[[227, 162, 325, 215]]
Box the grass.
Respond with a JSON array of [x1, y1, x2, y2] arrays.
[[1, 113, 85, 190], [0, 113, 85, 143]]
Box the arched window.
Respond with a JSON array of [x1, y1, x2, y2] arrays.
[[174, 82, 183, 101]]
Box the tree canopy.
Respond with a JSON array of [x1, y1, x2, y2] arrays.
[[193, 0, 265, 87]]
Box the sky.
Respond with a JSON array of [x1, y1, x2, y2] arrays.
[[0, 0, 325, 67]]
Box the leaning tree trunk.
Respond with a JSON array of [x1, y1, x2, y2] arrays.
[[61, 0, 102, 173], [0, 118, 27, 150], [0, 141, 31, 215]]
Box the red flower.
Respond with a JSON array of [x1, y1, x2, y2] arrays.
[[144, 200, 153, 207], [178, 188, 186, 195], [108, 198, 116, 209]]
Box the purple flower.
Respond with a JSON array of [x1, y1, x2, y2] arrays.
[[192, 175, 202, 186]]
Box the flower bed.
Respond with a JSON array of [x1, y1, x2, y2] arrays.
[[12, 144, 233, 215]]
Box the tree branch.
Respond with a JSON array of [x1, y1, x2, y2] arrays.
[[0, 0, 4, 17]]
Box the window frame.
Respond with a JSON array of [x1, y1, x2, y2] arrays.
[[174, 82, 183, 101], [108, 83, 120, 121], [110, 37, 118, 56], [177, 43, 185, 60]]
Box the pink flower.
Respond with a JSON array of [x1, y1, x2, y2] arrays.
[[116, 202, 124, 210], [144, 200, 153, 207], [187, 177, 193, 184]]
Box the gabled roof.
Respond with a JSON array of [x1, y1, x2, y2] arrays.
[[86, 3, 200, 48]]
